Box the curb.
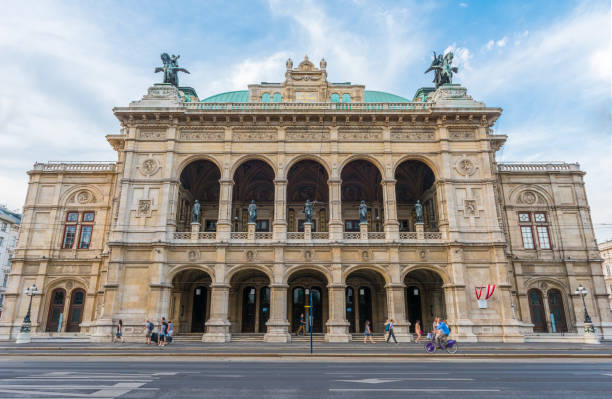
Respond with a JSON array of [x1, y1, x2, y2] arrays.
[[2, 352, 611, 359]]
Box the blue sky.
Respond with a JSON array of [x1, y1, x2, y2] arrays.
[[1, 0, 610, 240]]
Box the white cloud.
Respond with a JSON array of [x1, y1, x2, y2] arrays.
[[459, 2, 468, 8], [496, 36, 508, 47]]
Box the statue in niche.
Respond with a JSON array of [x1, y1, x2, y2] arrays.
[[359, 200, 367, 224], [191, 200, 201, 223], [415, 200, 423, 223], [303, 199, 313, 224], [425, 51, 458, 88], [248, 200, 257, 223], [155, 53, 190, 87]]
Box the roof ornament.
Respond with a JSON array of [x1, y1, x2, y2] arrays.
[[155, 53, 190, 87], [320, 58, 327, 70], [286, 58, 293, 70], [425, 51, 458, 89]]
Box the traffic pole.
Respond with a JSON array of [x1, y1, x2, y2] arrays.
[[309, 290, 313, 354]]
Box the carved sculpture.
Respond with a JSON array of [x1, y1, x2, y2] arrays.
[[304, 199, 313, 224], [155, 53, 190, 87], [359, 200, 367, 224], [192, 200, 201, 223], [425, 51, 458, 88], [248, 200, 257, 223], [415, 200, 423, 223]]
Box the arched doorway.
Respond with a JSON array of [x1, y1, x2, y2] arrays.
[[232, 160, 275, 232], [547, 289, 568, 333], [341, 160, 383, 232], [528, 289, 547, 332], [404, 269, 445, 334], [345, 269, 387, 333], [228, 269, 271, 333], [395, 160, 437, 232], [171, 269, 212, 333], [286, 160, 329, 232], [177, 160, 221, 232], [46, 288, 66, 332], [66, 289, 86, 332], [287, 269, 328, 334]]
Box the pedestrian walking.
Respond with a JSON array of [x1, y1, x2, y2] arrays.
[[143, 319, 154, 344], [167, 320, 174, 344], [158, 317, 168, 347], [384, 318, 390, 341], [296, 313, 306, 336], [113, 319, 125, 343], [415, 320, 423, 343], [386, 318, 398, 344], [363, 320, 376, 344]]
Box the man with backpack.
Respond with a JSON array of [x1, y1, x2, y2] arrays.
[[143, 319, 154, 345], [435, 318, 450, 347], [385, 318, 398, 344]]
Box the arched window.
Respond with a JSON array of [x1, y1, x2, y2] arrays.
[[341, 93, 351, 103], [330, 93, 340, 103], [272, 92, 282, 102], [261, 93, 271, 103], [528, 289, 547, 332]]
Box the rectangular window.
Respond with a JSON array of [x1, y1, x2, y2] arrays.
[[297, 220, 317, 232], [82, 212, 95, 222], [518, 212, 530, 222], [344, 220, 361, 232], [62, 225, 77, 248], [536, 226, 551, 249], [534, 212, 547, 223], [0, 222, 7, 232], [399, 220, 410, 232], [255, 220, 269, 232], [0, 237, 3, 247], [204, 220, 217, 232], [521, 226, 535, 249], [78, 225, 93, 249], [66, 212, 79, 222]]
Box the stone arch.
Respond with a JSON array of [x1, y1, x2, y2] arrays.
[[225, 264, 274, 284], [230, 154, 277, 179], [283, 155, 331, 180], [508, 184, 554, 207], [524, 276, 569, 295], [392, 155, 439, 180], [338, 154, 385, 179], [342, 264, 391, 285], [59, 184, 106, 206], [167, 264, 215, 282], [174, 154, 223, 180], [284, 265, 331, 285], [41, 277, 89, 331], [400, 264, 450, 286]]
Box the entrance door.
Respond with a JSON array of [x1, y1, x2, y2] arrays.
[[357, 287, 372, 333], [191, 286, 207, 333], [528, 289, 547, 332], [292, 287, 305, 333], [406, 286, 422, 333], [346, 287, 356, 333], [292, 287, 323, 333], [66, 289, 85, 332], [242, 287, 257, 332], [46, 289, 66, 332], [547, 289, 568, 333], [259, 287, 270, 333], [310, 287, 323, 333]]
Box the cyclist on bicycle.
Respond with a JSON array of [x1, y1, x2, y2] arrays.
[[435, 318, 450, 348]]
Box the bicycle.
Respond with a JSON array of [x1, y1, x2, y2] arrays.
[[424, 334, 458, 354]]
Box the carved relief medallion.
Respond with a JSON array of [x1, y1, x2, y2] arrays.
[[138, 200, 152, 217], [246, 250, 256, 261], [304, 250, 313, 261], [140, 158, 160, 176], [76, 190, 92, 204], [520, 191, 537, 205], [455, 157, 477, 176]]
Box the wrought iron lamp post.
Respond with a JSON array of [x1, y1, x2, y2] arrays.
[[16, 284, 39, 344], [574, 284, 592, 324]]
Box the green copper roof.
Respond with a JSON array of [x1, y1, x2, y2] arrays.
[[200, 90, 410, 103]]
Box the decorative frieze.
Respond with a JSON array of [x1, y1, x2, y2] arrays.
[[390, 127, 435, 141], [138, 129, 166, 140], [449, 129, 476, 140], [232, 127, 277, 142], [285, 127, 330, 141], [338, 127, 382, 141], [179, 128, 225, 141]]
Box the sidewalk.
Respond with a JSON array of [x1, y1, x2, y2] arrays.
[[2, 340, 611, 358]]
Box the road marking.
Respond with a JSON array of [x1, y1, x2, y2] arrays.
[[326, 372, 448, 375], [330, 388, 501, 392], [335, 377, 473, 383], [335, 378, 403, 384]]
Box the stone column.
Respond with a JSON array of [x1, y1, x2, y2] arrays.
[[416, 222, 424, 240], [216, 179, 233, 241], [382, 179, 399, 240], [264, 284, 291, 342], [203, 283, 231, 342], [386, 283, 411, 342], [190, 222, 200, 240], [247, 222, 256, 240], [359, 222, 368, 240], [273, 179, 288, 240], [326, 284, 351, 342], [304, 222, 312, 241], [328, 179, 343, 240]]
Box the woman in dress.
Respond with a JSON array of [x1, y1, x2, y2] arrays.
[[415, 320, 423, 343], [363, 320, 376, 344], [113, 319, 125, 343]]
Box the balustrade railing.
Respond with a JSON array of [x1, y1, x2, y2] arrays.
[[497, 162, 580, 173], [424, 232, 443, 240], [33, 161, 116, 172], [311, 232, 329, 240], [343, 232, 362, 240], [287, 232, 305, 240], [367, 232, 386, 240], [198, 232, 216, 240], [230, 232, 249, 240], [184, 101, 432, 112], [173, 232, 191, 240], [399, 232, 418, 240], [254, 232, 273, 240]]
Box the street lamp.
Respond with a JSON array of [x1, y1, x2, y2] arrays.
[[574, 284, 592, 324], [16, 284, 39, 344]]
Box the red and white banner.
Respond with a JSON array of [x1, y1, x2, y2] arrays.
[[475, 284, 495, 308]]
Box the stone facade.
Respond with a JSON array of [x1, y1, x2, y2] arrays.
[[599, 240, 612, 311], [0, 206, 21, 317], [1, 57, 610, 342]]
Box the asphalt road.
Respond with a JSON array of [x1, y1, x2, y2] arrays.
[[0, 359, 611, 398]]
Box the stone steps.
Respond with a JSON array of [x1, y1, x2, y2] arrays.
[[31, 333, 91, 343]]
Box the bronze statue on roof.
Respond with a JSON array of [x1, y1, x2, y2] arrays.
[[155, 53, 190, 87], [425, 51, 458, 88]]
